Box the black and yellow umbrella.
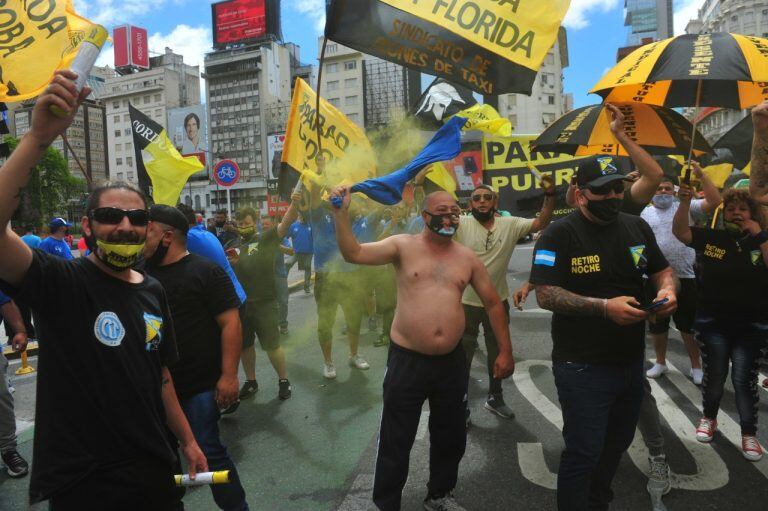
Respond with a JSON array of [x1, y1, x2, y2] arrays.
[[531, 103, 712, 157], [590, 33, 768, 109], [713, 113, 753, 169]]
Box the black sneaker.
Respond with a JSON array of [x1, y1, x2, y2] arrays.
[[279, 325, 289, 335], [2, 450, 29, 478], [239, 380, 259, 399], [484, 394, 515, 419], [220, 400, 240, 415], [423, 491, 466, 510], [373, 334, 390, 347], [278, 379, 292, 400]]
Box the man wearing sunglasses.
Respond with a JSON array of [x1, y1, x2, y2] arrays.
[[329, 187, 514, 511], [456, 179, 555, 420], [0, 71, 207, 508], [529, 155, 677, 511]]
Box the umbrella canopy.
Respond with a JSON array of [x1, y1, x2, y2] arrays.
[[590, 33, 768, 109], [713, 113, 753, 169], [531, 103, 712, 157]]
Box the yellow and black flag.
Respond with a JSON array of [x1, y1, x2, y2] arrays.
[[129, 104, 204, 206], [325, 0, 570, 95]]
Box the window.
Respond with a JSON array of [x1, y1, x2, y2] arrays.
[[345, 78, 358, 88], [115, 143, 122, 152], [327, 80, 340, 91], [543, 113, 556, 125], [124, 128, 131, 136], [116, 172, 124, 180], [327, 43, 338, 53], [347, 112, 359, 122], [126, 142, 133, 151], [126, 156, 133, 167], [328, 98, 340, 107], [546, 94, 555, 105], [508, 114, 517, 126], [344, 60, 357, 70], [326, 63, 338, 73], [345, 95, 358, 106], [143, 95, 150, 104], [116, 157, 123, 165], [114, 130, 121, 138], [112, 101, 120, 109], [113, 115, 120, 123], [731, 15, 738, 21], [155, 109, 162, 118], [128, 172, 135, 181], [763, 8, 768, 14], [545, 54, 555, 65], [123, 114, 130, 122], [154, 94, 161, 102], [541, 74, 548, 84]]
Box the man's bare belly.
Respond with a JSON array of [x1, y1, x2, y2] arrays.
[[389, 286, 466, 355]]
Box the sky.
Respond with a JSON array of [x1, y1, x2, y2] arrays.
[[73, 0, 704, 109]]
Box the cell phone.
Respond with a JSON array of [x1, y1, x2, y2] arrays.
[[641, 298, 669, 311]]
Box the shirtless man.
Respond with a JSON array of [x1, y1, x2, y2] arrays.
[[330, 188, 515, 511]]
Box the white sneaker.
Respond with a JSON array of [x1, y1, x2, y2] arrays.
[[348, 354, 370, 370], [323, 363, 337, 379], [690, 368, 704, 385], [646, 363, 668, 379]]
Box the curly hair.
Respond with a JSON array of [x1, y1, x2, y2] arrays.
[[722, 188, 767, 229]]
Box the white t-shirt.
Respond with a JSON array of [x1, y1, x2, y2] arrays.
[[640, 198, 705, 279], [455, 215, 534, 307]]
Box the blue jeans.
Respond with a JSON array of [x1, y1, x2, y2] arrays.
[[179, 390, 249, 511], [695, 315, 768, 435], [275, 275, 289, 328], [553, 359, 644, 511]]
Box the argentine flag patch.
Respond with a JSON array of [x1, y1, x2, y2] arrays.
[[534, 250, 556, 267]]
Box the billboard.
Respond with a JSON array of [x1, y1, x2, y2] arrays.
[[113, 25, 149, 70], [267, 132, 285, 181], [212, 0, 267, 47], [167, 105, 209, 181]]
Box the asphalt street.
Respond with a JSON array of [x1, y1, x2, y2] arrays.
[[1, 243, 768, 511]]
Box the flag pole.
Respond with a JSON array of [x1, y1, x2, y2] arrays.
[[61, 133, 92, 187]]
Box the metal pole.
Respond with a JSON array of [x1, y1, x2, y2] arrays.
[[226, 188, 232, 217], [61, 133, 92, 186], [316, 37, 328, 156], [684, 79, 703, 185]]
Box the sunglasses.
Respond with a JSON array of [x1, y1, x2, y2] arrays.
[[472, 193, 494, 202], [89, 207, 150, 226], [587, 181, 625, 196]]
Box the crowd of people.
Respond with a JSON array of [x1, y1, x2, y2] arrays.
[[0, 71, 766, 511]]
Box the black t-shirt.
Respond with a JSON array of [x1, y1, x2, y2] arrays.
[[530, 212, 669, 365], [147, 254, 240, 399], [234, 228, 280, 302], [0, 251, 178, 503], [687, 228, 768, 320]]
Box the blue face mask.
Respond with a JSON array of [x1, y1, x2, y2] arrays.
[[652, 194, 675, 209]]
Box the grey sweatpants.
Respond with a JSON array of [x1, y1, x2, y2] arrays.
[[0, 353, 17, 453]]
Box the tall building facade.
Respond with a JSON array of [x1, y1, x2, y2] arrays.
[[684, 0, 768, 146], [318, 38, 421, 129], [497, 28, 570, 134], [102, 48, 201, 184], [13, 99, 109, 183], [625, 0, 674, 45], [203, 40, 293, 212]]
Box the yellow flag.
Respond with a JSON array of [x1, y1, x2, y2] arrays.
[[0, 0, 96, 101], [282, 78, 376, 190], [743, 162, 751, 176], [425, 163, 458, 199], [144, 131, 205, 206], [452, 104, 513, 137], [698, 163, 734, 188]]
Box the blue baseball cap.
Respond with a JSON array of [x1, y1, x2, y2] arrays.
[[49, 217, 72, 230]]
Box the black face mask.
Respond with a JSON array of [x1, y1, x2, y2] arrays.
[[215, 220, 225, 228], [144, 242, 169, 269], [425, 212, 459, 237], [471, 208, 494, 222], [586, 198, 622, 223]]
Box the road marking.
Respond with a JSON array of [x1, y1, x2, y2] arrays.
[[628, 376, 728, 490], [415, 411, 429, 441], [15, 418, 33, 436], [665, 360, 768, 479], [517, 443, 557, 490], [515, 308, 552, 315], [336, 473, 375, 511]]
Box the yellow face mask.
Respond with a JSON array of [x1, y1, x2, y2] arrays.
[[96, 240, 145, 270]]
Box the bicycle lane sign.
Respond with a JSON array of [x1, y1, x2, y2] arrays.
[[214, 160, 240, 187]]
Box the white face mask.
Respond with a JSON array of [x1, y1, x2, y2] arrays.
[[652, 194, 676, 209]]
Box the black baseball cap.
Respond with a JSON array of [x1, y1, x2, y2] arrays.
[[149, 205, 189, 234], [575, 156, 629, 188]]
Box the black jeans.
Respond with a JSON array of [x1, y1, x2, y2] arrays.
[[695, 314, 768, 435], [373, 342, 468, 511], [553, 359, 644, 511], [461, 301, 510, 396]]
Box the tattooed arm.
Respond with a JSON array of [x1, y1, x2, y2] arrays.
[[536, 285, 648, 326], [750, 102, 768, 205], [0, 71, 89, 287]]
